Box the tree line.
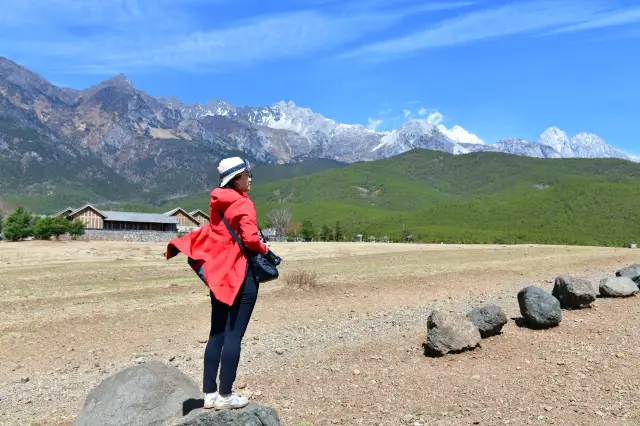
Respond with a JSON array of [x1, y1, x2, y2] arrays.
[[0, 207, 85, 241]]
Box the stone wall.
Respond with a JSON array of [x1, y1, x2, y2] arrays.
[[80, 230, 179, 243]]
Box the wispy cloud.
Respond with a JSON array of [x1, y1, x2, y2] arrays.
[[548, 7, 640, 33], [367, 118, 384, 131], [340, 0, 637, 60], [0, 0, 472, 73]]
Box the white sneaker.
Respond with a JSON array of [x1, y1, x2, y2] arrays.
[[203, 392, 219, 409], [213, 393, 249, 410]]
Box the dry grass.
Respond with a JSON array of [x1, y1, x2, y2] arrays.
[[282, 268, 319, 290]]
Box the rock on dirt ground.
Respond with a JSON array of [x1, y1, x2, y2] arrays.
[[616, 264, 640, 280], [551, 276, 598, 309], [467, 303, 508, 338], [599, 276, 639, 297], [517, 286, 562, 328], [72, 361, 281, 426], [425, 309, 481, 356]]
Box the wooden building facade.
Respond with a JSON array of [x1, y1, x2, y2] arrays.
[[164, 208, 201, 231], [59, 204, 179, 232], [190, 210, 210, 226], [57, 204, 214, 233]]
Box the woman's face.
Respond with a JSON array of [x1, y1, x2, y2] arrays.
[[233, 171, 252, 192]]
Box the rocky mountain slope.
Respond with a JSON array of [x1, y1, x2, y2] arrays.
[[0, 55, 637, 205]]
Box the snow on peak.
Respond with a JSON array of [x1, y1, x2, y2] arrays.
[[437, 124, 484, 144], [539, 126, 572, 156]]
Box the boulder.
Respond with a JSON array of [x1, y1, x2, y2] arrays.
[[425, 309, 481, 356], [616, 264, 640, 281], [177, 404, 282, 426], [72, 361, 281, 426], [551, 276, 598, 309], [467, 303, 508, 338], [599, 277, 639, 298], [517, 286, 562, 328]]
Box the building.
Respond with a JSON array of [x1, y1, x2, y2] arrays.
[[190, 210, 210, 226], [164, 208, 201, 232], [59, 204, 180, 231]]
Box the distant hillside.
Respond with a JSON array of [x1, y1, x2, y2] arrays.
[[6, 158, 345, 214], [6, 149, 639, 247], [162, 149, 640, 246]]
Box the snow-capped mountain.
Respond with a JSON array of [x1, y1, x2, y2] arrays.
[[437, 125, 484, 145], [192, 100, 468, 162], [157, 95, 636, 163], [461, 137, 562, 158]]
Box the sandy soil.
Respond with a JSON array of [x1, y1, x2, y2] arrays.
[[0, 240, 638, 425]]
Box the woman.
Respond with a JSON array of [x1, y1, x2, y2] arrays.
[[166, 156, 281, 410]]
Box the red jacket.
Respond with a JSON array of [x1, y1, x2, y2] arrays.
[[166, 188, 268, 306]]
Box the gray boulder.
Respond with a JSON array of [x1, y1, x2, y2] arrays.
[[599, 277, 639, 298], [616, 264, 640, 281], [551, 276, 598, 309], [517, 286, 562, 328], [425, 309, 481, 356], [72, 361, 281, 426], [178, 404, 282, 426], [467, 303, 508, 338]]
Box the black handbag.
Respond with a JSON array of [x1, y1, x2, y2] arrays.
[[218, 210, 279, 283]]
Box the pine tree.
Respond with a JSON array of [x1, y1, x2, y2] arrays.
[[319, 224, 332, 242], [334, 221, 343, 242], [300, 220, 315, 241]]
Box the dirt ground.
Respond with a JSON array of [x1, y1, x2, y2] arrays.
[[0, 240, 639, 426]]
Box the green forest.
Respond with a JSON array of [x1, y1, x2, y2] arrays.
[[162, 150, 640, 247], [3, 149, 639, 247]]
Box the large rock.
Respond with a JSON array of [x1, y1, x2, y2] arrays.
[[467, 303, 508, 338], [73, 361, 281, 426], [599, 277, 639, 298], [177, 404, 282, 426], [616, 264, 640, 282], [425, 309, 481, 356], [551, 276, 598, 309], [517, 286, 562, 329]]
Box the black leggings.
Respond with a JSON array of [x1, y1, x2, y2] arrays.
[[194, 264, 258, 395]]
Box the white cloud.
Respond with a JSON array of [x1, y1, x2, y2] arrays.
[[340, 0, 633, 60], [426, 111, 444, 125], [0, 0, 473, 72], [367, 118, 384, 131], [417, 107, 428, 116], [403, 109, 413, 119]]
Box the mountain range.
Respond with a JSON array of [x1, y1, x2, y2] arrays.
[[0, 55, 638, 208]]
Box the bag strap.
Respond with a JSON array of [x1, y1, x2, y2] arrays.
[[218, 210, 247, 252]]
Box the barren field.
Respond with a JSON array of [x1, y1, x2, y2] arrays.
[[1, 240, 639, 426]]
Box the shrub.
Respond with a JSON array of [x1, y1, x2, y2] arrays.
[[283, 269, 319, 290], [68, 220, 85, 239], [3, 207, 34, 241], [33, 217, 54, 240], [50, 216, 70, 239]]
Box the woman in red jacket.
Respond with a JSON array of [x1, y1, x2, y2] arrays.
[[166, 156, 280, 410]]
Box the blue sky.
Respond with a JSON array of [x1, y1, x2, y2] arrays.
[[1, 0, 639, 154]]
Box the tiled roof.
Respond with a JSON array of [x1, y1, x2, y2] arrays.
[[101, 211, 178, 224]]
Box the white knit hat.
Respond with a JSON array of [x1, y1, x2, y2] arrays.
[[218, 157, 249, 187]]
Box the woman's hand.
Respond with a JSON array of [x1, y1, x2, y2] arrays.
[[265, 249, 281, 266]]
